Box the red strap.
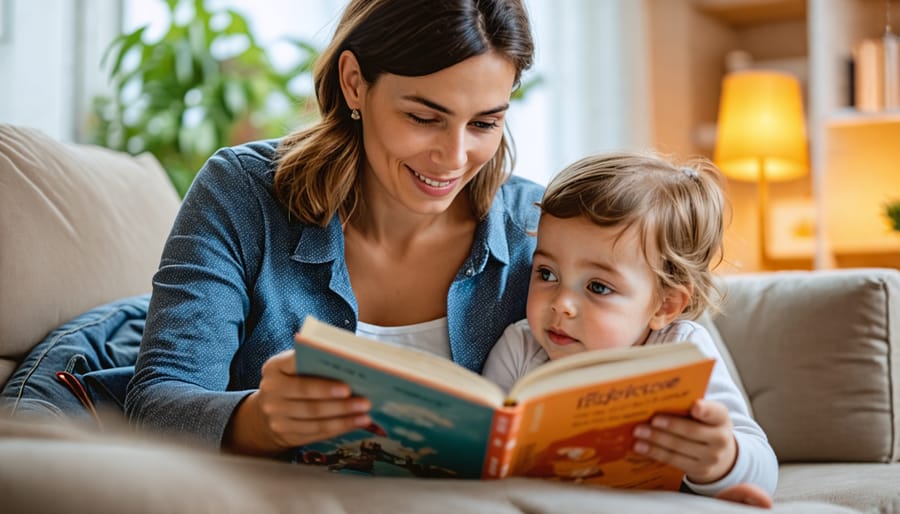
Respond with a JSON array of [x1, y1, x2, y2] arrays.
[[55, 371, 103, 428]]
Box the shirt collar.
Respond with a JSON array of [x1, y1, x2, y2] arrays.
[[291, 214, 344, 264], [290, 193, 511, 269], [480, 191, 511, 266]]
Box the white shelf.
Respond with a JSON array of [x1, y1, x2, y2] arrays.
[[693, 0, 806, 26], [830, 239, 900, 254], [826, 109, 900, 127]]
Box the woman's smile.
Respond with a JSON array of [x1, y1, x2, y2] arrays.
[[409, 166, 461, 196]]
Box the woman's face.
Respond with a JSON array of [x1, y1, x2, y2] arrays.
[[355, 51, 517, 216]]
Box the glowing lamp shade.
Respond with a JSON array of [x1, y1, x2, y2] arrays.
[[714, 71, 808, 182], [714, 70, 809, 266]]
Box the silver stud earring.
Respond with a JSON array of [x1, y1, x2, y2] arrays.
[[350, 109, 361, 120]]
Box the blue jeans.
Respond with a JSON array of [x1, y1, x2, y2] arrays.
[[0, 294, 147, 425]]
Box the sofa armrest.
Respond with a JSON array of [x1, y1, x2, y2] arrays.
[[711, 268, 900, 463]]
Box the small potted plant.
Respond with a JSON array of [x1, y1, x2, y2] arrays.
[[885, 200, 900, 233]]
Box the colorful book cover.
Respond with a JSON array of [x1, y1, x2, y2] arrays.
[[295, 343, 499, 478]]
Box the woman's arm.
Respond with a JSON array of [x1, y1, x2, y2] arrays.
[[126, 147, 263, 446], [125, 146, 371, 453]]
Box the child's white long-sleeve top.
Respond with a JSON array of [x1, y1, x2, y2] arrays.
[[481, 319, 778, 497]]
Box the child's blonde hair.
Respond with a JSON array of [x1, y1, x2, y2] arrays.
[[539, 151, 727, 319]]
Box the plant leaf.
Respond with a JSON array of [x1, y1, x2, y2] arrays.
[[223, 80, 247, 116], [174, 39, 195, 85], [103, 26, 149, 79]]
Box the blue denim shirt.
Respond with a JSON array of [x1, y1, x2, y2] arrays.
[[125, 139, 544, 448]]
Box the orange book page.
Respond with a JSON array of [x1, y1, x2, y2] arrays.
[[506, 358, 715, 490]]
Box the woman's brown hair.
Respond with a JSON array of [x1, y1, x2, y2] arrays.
[[275, 0, 534, 226]]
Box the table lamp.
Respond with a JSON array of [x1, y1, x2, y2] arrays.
[[714, 70, 809, 265]]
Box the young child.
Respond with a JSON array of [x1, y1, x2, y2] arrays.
[[482, 152, 777, 507]]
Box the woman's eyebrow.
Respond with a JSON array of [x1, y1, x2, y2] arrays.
[[401, 94, 509, 117]]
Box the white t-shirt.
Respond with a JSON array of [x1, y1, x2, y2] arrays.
[[481, 318, 779, 498], [355, 317, 451, 359]]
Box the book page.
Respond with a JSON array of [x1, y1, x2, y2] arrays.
[[297, 316, 506, 407], [507, 357, 715, 490], [508, 342, 704, 404]]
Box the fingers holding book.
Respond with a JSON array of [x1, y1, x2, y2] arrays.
[[631, 398, 737, 485], [224, 349, 372, 456]]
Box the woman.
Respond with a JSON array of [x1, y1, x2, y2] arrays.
[[124, 0, 543, 458]]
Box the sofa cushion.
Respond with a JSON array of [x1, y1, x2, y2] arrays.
[[713, 269, 900, 463], [696, 310, 752, 416], [776, 462, 900, 513], [0, 125, 180, 387]]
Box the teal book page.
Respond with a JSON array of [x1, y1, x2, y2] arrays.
[[295, 344, 499, 478]]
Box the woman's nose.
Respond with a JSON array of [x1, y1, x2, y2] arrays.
[[432, 127, 467, 170]]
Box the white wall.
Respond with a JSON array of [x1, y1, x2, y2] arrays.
[[511, 0, 652, 185]]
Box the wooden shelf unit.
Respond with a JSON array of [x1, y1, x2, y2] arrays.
[[647, 0, 900, 271]]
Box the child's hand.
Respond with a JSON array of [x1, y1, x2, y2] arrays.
[[631, 398, 737, 484]]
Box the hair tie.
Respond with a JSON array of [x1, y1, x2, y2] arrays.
[[681, 166, 700, 182]]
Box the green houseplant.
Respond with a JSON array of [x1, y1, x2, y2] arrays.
[[886, 200, 900, 232], [88, 0, 319, 196]]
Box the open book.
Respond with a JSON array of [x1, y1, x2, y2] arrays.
[[294, 315, 715, 490]]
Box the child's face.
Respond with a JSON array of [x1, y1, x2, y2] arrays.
[[526, 214, 672, 361]]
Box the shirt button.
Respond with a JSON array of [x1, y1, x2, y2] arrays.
[[465, 268, 474, 277], [344, 319, 350, 326]]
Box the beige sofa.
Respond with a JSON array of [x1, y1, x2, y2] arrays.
[[1, 124, 897, 513]]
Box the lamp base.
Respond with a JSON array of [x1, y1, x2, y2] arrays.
[[757, 159, 769, 269]]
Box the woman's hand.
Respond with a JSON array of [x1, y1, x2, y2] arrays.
[[224, 349, 371, 456], [631, 398, 737, 484]]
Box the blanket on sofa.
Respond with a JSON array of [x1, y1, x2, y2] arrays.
[[0, 294, 149, 424]]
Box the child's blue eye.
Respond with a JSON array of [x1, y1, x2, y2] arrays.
[[537, 267, 557, 282], [588, 281, 612, 295]]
